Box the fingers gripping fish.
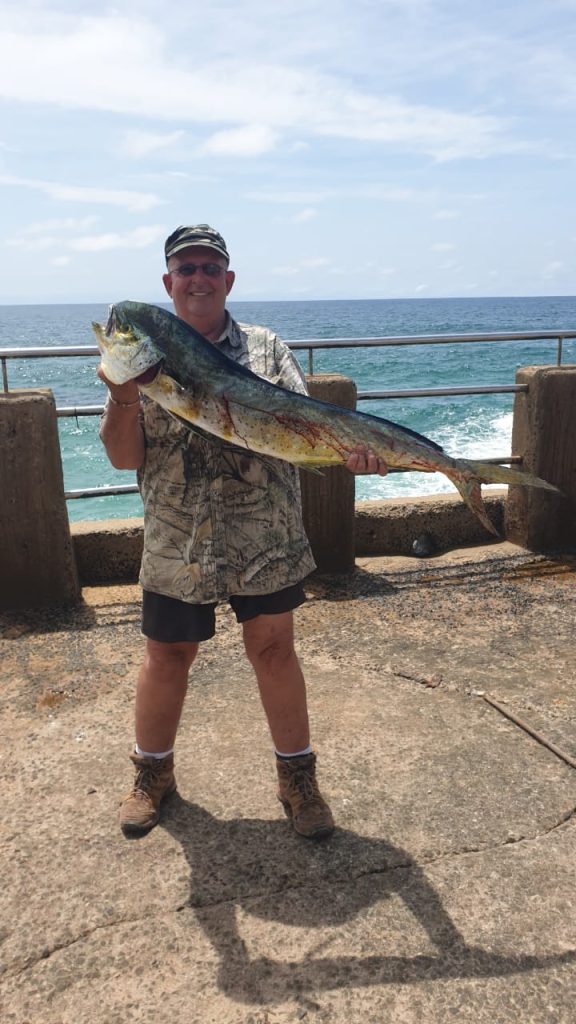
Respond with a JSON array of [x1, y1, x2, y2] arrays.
[[93, 301, 560, 537]]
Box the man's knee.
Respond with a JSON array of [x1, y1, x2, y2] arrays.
[[144, 638, 199, 673], [242, 613, 296, 667]]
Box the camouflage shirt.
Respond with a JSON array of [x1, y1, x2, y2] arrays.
[[137, 314, 316, 603]]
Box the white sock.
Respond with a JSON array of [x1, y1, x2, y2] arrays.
[[135, 744, 174, 760], [275, 745, 313, 759]]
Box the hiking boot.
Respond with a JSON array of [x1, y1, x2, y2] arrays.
[[276, 752, 334, 839], [119, 751, 177, 837]]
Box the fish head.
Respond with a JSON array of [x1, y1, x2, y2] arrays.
[[92, 303, 163, 385]]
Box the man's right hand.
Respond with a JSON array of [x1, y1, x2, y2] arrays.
[[97, 364, 139, 406]]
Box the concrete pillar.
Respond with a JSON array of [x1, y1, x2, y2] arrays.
[[505, 366, 576, 551], [0, 390, 80, 609], [299, 375, 357, 573]]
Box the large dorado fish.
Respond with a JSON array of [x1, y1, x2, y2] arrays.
[[93, 300, 558, 536]]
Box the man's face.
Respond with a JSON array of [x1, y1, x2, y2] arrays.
[[163, 245, 235, 330]]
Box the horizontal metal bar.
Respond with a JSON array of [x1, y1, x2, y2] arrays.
[[0, 346, 99, 359], [65, 484, 139, 499], [287, 330, 576, 350], [64, 454, 521, 500], [56, 382, 527, 419], [58, 404, 105, 417], [357, 384, 528, 400], [2, 328, 576, 362], [473, 455, 522, 465]]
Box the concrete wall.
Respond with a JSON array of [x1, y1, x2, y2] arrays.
[[0, 390, 80, 610], [505, 366, 576, 550], [299, 375, 357, 572], [355, 490, 506, 557], [70, 492, 507, 585]]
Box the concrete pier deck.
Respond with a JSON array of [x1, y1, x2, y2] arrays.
[[1, 541, 576, 1023]]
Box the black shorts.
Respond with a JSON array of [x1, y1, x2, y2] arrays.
[[141, 583, 307, 643]]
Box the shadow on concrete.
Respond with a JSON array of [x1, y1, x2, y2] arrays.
[[307, 552, 576, 606], [161, 795, 576, 1007], [0, 598, 99, 638], [305, 567, 397, 601]]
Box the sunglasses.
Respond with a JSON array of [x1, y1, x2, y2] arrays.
[[169, 262, 226, 278]]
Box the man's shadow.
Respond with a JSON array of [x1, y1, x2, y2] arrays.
[[160, 795, 576, 1006]]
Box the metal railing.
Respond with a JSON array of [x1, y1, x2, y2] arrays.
[[2, 328, 575, 501]]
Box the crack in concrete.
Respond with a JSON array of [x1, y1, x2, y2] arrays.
[[3, 808, 575, 984]]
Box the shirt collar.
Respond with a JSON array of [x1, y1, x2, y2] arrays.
[[213, 312, 240, 348]]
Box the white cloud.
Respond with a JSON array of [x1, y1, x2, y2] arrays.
[[22, 216, 100, 234], [0, 3, 574, 302], [198, 124, 279, 157], [69, 226, 166, 252], [7, 234, 59, 251], [8, 223, 165, 254], [431, 242, 456, 252], [120, 129, 185, 158], [542, 260, 564, 279], [0, 174, 163, 212], [301, 257, 330, 268], [246, 189, 334, 204], [292, 208, 318, 223], [246, 184, 428, 205], [0, 14, 526, 161], [270, 256, 331, 275], [270, 265, 301, 276]]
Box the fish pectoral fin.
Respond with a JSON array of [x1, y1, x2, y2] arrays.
[[296, 464, 326, 476], [165, 409, 214, 440], [165, 408, 250, 454], [291, 457, 343, 475]]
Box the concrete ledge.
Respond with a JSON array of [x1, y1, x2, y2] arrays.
[[70, 491, 507, 585], [71, 518, 144, 585], [355, 489, 506, 556]]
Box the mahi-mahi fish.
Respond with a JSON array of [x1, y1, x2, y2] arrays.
[[93, 300, 559, 536]]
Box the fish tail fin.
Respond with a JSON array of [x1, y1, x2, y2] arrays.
[[464, 460, 561, 493], [445, 458, 561, 538], [447, 470, 500, 537]]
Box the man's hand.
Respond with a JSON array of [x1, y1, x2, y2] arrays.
[[97, 364, 139, 406], [345, 446, 389, 476]]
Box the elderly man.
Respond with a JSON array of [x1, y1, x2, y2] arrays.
[[98, 224, 387, 841]]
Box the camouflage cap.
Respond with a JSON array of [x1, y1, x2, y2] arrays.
[[164, 224, 230, 263]]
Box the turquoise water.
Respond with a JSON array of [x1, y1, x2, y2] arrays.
[[1, 296, 575, 522]]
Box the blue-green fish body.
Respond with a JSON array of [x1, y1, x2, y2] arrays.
[[93, 300, 559, 536]]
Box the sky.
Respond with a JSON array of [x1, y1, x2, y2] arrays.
[[0, 0, 575, 304]]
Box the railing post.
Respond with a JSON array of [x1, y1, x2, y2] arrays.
[[505, 366, 576, 551], [0, 389, 81, 609], [299, 375, 357, 573]]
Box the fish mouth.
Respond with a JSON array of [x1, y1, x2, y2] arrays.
[[104, 304, 118, 338], [135, 362, 162, 384]]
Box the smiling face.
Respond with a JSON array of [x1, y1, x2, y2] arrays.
[[163, 244, 235, 341]]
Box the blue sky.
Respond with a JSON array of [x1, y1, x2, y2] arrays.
[[0, 0, 575, 303]]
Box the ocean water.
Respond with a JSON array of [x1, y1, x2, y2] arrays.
[[1, 296, 575, 523]]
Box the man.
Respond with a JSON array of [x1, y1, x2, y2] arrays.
[[98, 224, 387, 841]]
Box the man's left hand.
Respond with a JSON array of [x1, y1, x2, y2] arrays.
[[345, 446, 389, 476]]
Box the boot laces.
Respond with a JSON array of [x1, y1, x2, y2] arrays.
[[286, 764, 321, 806], [133, 762, 162, 796]]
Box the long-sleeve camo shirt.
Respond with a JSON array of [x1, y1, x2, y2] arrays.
[[137, 314, 316, 603]]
